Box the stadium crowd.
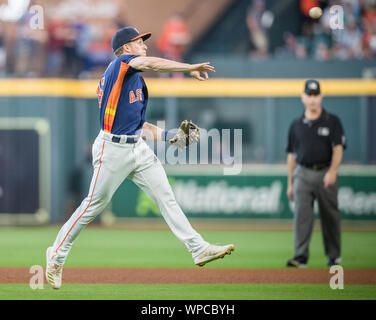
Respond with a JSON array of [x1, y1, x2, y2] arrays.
[[248, 0, 376, 60], [0, 0, 125, 78], [0, 0, 375, 78]]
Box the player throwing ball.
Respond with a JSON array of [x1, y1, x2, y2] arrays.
[[45, 26, 234, 289]]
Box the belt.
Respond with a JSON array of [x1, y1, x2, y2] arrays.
[[100, 130, 140, 144], [301, 163, 330, 171], [111, 136, 139, 144]]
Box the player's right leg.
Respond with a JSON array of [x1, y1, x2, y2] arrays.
[[46, 137, 134, 288]]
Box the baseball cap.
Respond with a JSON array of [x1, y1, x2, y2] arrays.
[[304, 79, 321, 95], [111, 26, 152, 52]]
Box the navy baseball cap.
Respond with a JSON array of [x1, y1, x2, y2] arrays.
[[111, 26, 151, 52], [304, 79, 321, 95]]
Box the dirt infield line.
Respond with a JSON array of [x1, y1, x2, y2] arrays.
[[1, 267, 376, 285], [82, 218, 376, 232]]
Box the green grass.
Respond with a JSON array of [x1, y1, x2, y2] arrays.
[[0, 227, 375, 300], [0, 284, 375, 300], [0, 227, 375, 268]]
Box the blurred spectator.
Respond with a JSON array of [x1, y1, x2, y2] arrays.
[[13, 10, 47, 77], [275, 32, 297, 59], [157, 12, 190, 61], [310, 20, 332, 59], [275, 32, 309, 60], [343, 0, 361, 23], [362, 0, 376, 58], [246, 0, 274, 59], [0, 22, 6, 76], [363, 0, 376, 26], [60, 16, 83, 78], [363, 23, 376, 58], [333, 17, 363, 59], [314, 41, 332, 60], [44, 13, 66, 77], [156, 12, 190, 78], [78, 19, 117, 79], [331, 41, 349, 59], [296, 42, 309, 59]]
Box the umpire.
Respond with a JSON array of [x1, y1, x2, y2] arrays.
[[286, 79, 346, 268]]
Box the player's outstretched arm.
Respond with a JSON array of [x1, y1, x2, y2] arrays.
[[141, 122, 164, 141], [129, 57, 215, 81]]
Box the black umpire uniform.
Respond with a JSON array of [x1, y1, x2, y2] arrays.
[[286, 79, 346, 268]]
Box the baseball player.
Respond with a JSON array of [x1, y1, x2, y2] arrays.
[[45, 26, 235, 289]]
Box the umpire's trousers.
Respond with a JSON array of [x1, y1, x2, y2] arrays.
[[293, 165, 341, 261]]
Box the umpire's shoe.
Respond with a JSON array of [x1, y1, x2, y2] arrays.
[[194, 244, 235, 267], [286, 256, 307, 268], [327, 257, 342, 267], [45, 247, 63, 289]]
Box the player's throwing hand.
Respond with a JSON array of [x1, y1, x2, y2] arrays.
[[189, 62, 215, 81]]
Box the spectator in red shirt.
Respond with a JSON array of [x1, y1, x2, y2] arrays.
[[157, 12, 190, 77], [45, 17, 67, 76]]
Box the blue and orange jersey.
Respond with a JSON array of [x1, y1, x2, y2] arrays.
[[96, 54, 148, 135]]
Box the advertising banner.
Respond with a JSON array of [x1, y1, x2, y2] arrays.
[[109, 169, 376, 221]]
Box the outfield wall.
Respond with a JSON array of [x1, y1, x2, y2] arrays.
[[102, 165, 376, 224], [0, 78, 375, 224]]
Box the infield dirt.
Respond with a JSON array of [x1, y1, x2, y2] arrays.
[[1, 267, 376, 284]]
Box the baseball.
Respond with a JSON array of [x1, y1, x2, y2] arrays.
[[309, 7, 322, 19]]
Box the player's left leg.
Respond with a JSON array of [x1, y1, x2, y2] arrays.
[[128, 141, 210, 259], [316, 175, 341, 265]]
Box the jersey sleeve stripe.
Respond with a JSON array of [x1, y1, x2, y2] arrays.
[[103, 62, 130, 133]]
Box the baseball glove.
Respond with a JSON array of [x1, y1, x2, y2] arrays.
[[169, 120, 200, 149]]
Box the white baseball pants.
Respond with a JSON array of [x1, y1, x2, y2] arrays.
[[50, 130, 209, 266]]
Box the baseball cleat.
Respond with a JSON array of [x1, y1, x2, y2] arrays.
[[194, 244, 235, 267], [286, 257, 307, 268], [45, 247, 63, 289]]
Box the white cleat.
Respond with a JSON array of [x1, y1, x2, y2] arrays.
[[45, 247, 63, 289], [194, 244, 235, 267]]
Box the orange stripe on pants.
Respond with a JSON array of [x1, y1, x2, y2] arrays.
[[50, 141, 106, 262]]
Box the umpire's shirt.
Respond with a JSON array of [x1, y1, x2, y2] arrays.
[[286, 108, 346, 168]]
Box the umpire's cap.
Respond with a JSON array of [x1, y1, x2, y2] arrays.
[[304, 79, 321, 95], [111, 26, 151, 52]]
